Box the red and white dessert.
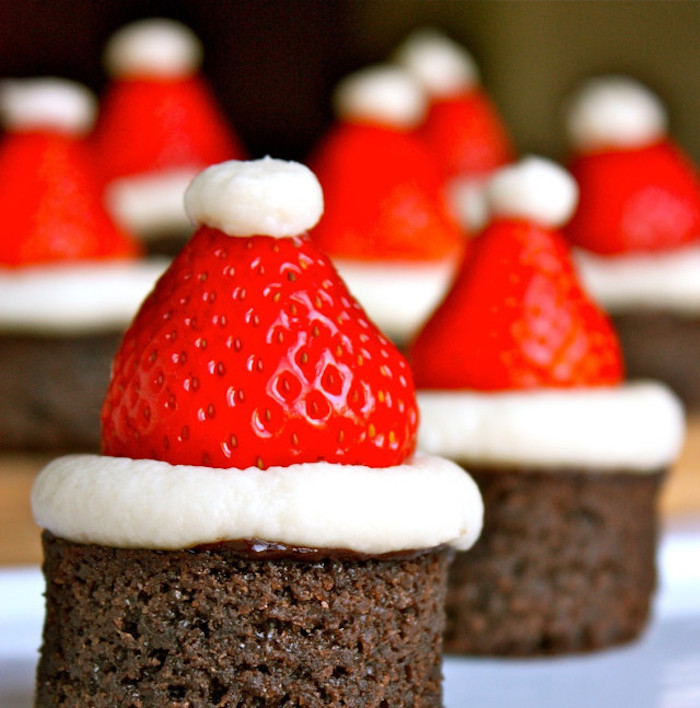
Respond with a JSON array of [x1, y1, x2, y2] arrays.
[[393, 28, 514, 230], [564, 76, 700, 406], [0, 77, 166, 451], [32, 158, 483, 704], [308, 65, 464, 345], [408, 157, 684, 655], [93, 18, 246, 249]]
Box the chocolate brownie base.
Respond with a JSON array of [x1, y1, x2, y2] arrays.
[[0, 333, 121, 452], [611, 310, 700, 408], [37, 532, 451, 707], [444, 467, 663, 656]]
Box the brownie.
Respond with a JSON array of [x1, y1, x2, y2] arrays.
[[36, 532, 451, 707], [444, 466, 664, 656], [611, 310, 700, 408], [0, 333, 122, 452]]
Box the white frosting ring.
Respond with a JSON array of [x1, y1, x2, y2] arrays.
[[31, 454, 484, 554], [106, 168, 197, 237], [0, 260, 168, 334], [333, 257, 458, 344], [417, 382, 684, 471], [574, 245, 700, 314]]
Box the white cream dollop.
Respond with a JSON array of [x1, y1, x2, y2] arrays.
[[104, 18, 203, 78], [0, 77, 96, 135], [485, 156, 578, 229], [333, 65, 427, 129], [184, 157, 324, 238], [392, 28, 480, 98], [31, 454, 484, 554], [566, 76, 667, 153], [417, 382, 684, 471]]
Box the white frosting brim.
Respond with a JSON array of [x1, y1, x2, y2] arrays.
[[31, 454, 484, 553], [574, 245, 700, 314], [0, 260, 168, 334], [106, 168, 198, 237], [333, 258, 457, 343], [417, 382, 684, 471]]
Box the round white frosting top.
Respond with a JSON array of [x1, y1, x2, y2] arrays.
[[333, 65, 427, 129], [485, 156, 579, 229], [31, 453, 484, 554], [104, 18, 203, 78], [393, 28, 480, 98], [417, 382, 684, 472], [0, 77, 97, 135], [566, 76, 667, 152], [184, 157, 324, 238]]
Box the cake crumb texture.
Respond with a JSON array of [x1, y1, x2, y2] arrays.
[[36, 533, 450, 707], [444, 468, 662, 655]]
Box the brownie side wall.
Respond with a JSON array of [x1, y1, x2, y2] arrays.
[[612, 310, 700, 409], [36, 533, 451, 707], [0, 333, 121, 452], [444, 467, 664, 656]]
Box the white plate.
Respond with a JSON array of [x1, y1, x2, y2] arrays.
[[2, 522, 699, 708]]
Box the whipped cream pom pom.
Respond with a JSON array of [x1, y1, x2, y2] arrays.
[[104, 18, 203, 78], [184, 158, 324, 238], [485, 156, 578, 229], [333, 65, 427, 129], [393, 28, 480, 98], [0, 77, 97, 134], [566, 76, 667, 152]]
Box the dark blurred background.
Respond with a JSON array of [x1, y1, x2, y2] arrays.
[[0, 1, 698, 164]]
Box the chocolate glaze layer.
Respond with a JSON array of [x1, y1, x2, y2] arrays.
[[193, 538, 449, 562]]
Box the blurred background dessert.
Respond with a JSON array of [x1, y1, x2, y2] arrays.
[[0, 77, 166, 453]]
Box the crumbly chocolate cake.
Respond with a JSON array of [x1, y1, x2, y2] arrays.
[[611, 311, 700, 409], [444, 467, 663, 656], [37, 532, 451, 707], [0, 333, 120, 452]]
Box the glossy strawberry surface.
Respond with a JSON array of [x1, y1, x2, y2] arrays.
[[94, 77, 245, 181], [566, 142, 700, 254], [309, 123, 463, 261], [419, 89, 514, 180], [102, 228, 419, 469], [407, 219, 624, 390], [0, 132, 140, 265]]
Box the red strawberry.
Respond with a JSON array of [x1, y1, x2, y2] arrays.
[[419, 90, 514, 181], [0, 119, 140, 266], [565, 142, 700, 255], [94, 77, 245, 183], [309, 123, 463, 261], [101, 226, 419, 469], [407, 218, 624, 390], [93, 19, 245, 184]]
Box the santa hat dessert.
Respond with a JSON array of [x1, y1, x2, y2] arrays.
[[32, 157, 483, 705], [308, 64, 464, 346], [0, 77, 165, 451], [93, 18, 246, 253], [408, 157, 684, 655], [564, 76, 700, 408], [393, 28, 515, 230]]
